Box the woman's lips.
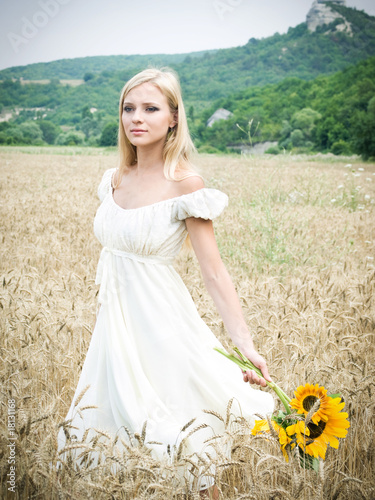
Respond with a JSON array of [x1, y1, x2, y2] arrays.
[[131, 129, 147, 135]]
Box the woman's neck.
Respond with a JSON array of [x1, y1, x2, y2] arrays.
[[135, 145, 164, 175]]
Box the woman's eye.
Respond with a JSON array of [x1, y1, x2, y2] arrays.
[[123, 106, 133, 112], [146, 107, 158, 112]]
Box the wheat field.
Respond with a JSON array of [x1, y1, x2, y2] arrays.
[[1, 148, 374, 499]]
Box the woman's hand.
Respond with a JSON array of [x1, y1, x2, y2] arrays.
[[236, 345, 272, 387]]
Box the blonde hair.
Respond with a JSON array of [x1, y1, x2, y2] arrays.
[[116, 67, 198, 186]]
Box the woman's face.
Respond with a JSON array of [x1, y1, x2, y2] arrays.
[[122, 82, 176, 150]]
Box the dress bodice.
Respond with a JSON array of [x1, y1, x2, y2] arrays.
[[93, 168, 228, 261]]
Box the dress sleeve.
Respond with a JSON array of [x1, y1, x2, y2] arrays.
[[97, 168, 116, 202], [173, 188, 228, 221]]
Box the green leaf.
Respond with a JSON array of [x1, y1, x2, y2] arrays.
[[298, 449, 320, 472], [328, 393, 342, 400]]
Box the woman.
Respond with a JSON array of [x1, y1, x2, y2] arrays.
[[58, 68, 274, 498]]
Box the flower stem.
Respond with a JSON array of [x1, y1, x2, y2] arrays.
[[214, 347, 292, 414]]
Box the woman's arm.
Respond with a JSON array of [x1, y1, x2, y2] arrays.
[[185, 216, 272, 387]]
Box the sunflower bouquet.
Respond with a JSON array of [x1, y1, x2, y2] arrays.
[[215, 347, 350, 471]]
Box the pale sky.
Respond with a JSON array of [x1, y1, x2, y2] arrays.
[[1, 0, 374, 71]]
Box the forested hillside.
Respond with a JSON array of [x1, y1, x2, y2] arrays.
[[193, 56, 375, 158], [0, 4, 374, 157], [176, 5, 375, 102], [1, 4, 374, 102], [0, 51, 211, 81]]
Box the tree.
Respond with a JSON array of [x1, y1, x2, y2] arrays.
[[331, 140, 351, 155], [4, 127, 24, 144], [81, 105, 93, 120], [19, 122, 44, 144], [81, 116, 94, 140], [315, 117, 335, 150], [99, 122, 118, 146], [38, 120, 60, 144], [279, 120, 292, 142], [56, 130, 85, 145], [291, 108, 321, 139], [83, 72, 95, 82], [352, 97, 375, 159], [290, 129, 304, 147], [188, 105, 195, 122]]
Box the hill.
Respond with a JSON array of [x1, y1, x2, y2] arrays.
[[176, 5, 375, 103], [0, 51, 213, 81], [1, 4, 374, 104], [195, 56, 375, 158], [0, 3, 374, 157]]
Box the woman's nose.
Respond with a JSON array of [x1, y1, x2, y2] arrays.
[[132, 109, 143, 123]]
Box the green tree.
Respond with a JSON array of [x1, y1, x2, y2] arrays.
[[290, 129, 304, 147], [4, 127, 24, 144], [81, 105, 93, 120], [19, 122, 44, 144], [291, 108, 321, 139], [81, 116, 94, 140], [56, 130, 85, 145], [99, 122, 118, 146], [83, 72, 95, 82], [188, 105, 195, 122], [279, 120, 292, 142], [315, 117, 335, 150], [331, 140, 351, 155], [352, 96, 375, 159], [38, 120, 60, 144]]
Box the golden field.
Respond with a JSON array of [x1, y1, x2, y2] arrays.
[[0, 148, 374, 499]]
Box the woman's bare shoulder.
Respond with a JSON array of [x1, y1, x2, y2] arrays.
[[174, 172, 205, 196]]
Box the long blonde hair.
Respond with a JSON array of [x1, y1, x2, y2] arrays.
[[116, 67, 198, 186]]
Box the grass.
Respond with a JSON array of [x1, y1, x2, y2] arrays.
[[0, 145, 117, 155], [0, 149, 374, 499]]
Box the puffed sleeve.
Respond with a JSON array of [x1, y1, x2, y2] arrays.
[[173, 188, 228, 221], [97, 168, 117, 202]]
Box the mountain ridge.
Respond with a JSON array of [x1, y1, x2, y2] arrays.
[[0, 51, 216, 81], [0, 2, 374, 157], [0, 3, 374, 87]]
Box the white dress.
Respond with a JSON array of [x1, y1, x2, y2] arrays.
[[57, 168, 274, 490]]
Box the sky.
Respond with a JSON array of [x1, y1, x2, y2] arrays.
[[1, 0, 374, 71]]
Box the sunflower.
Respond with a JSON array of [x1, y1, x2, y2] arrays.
[[287, 400, 350, 459], [252, 419, 293, 461], [290, 383, 341, 425], [251, 419, 270, 435]]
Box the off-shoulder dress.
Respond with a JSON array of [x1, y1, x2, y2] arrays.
[[57, 168, 274, 490]]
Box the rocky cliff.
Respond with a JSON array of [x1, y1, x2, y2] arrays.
[[306, 0, 352, 33]]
